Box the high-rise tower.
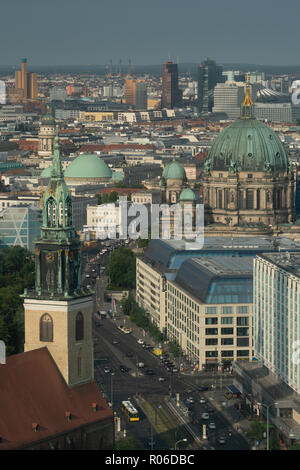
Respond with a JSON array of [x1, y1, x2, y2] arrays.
[[161, 61, 182, 109], [14, 58, 38, 101], [197, 58, 223, 115], [23, 135, 94, 387]]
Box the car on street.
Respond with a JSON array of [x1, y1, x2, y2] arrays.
[[137, 362, 145, 368], [186, 397, 195, 404], [95, 321, 101, 327], [126, 352, 134, 358], [119, 365, 129, 373], [137, 339, 145, 345], [198, 385, 209, 392], [158, 377, 166, 382], [201, 413, 209, 420], [208, 422, 216, 430], [112, 339, 119, 345], [104, 367, 111, 374], [145, 369, 154, 375], [172, 367, 178, 373], [199, 397, 206, 404], [218, 436, 226, 445]]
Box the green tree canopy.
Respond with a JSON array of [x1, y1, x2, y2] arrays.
[[0, 246, 34, 355], [106, 247, 136, 289], [115, 437, 145, 450]]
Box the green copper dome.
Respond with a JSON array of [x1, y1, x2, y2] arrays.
[[162, 160, 186, 180], [64, 154, 112, 179], [179, 188, 195, 201], [205, 118, 289, 173]]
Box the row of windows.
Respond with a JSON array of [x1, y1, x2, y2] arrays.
[[205, 327, 249, 336], [205, 306, 248, 314], [205, 317, 249, 325], [40, 312, 84, 342]]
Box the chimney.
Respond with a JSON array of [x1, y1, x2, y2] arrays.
[[32, 423, 39, 432], [91, 403, 98, 412]]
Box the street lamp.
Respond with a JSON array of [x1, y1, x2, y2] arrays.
[[257, 402, 278, 450], [175, 438, 187, 450]]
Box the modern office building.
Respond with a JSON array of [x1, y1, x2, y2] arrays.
[[136, 238, 300, 360], [254, 252, 300, 395], [125, 78, 147, 109], [212, 82, 245, 119], [161, 61, 182, 109], [167, 256, 253, 369], [197, 58, 223, 114], [254, 102, 300, 123], [0, 205, 42, 251]]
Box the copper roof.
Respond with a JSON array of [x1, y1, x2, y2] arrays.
[[0, 347, 112, 449]]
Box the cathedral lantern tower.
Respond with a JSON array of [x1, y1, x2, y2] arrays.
[[38, 111, 56, 158], [24, 135, 94, 387]]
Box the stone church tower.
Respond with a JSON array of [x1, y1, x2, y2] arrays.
[[24, 135, 94, 387], [38, 112, 56, 158]]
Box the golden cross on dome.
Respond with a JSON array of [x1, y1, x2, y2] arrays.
[[242, 72, 253, 107]]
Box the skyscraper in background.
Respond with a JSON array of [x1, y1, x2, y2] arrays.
[[161, 61, 182, 109], [125, 78, 147, 109], [197, 58, 223, 114], [14, 58, 38, 101]]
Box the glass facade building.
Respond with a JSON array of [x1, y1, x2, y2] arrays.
[[0, 205, 42, 252]]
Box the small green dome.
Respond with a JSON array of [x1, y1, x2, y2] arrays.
[[41, 114, 55, 126], [179, 188, 195, 201], [64, 154, 112, 179], [40, 165, 53, 178], [162, 161, 186, 180], [206, 118, 288, 172]]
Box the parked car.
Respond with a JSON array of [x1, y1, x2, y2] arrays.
[[104, 367, 111, 374], [208, 422, 216, 430], [137, 362, 145, 368], [158, 377, 166, 382], [95, 321, 101, 327], [137, 339, 145, 345], [199, 397, 206, 404], [145, 369, 154, 375], [218, 436, 226, 445], [201, 413, 209, 420], [126, 352, 134, 358], [172, 367, 178, 373]]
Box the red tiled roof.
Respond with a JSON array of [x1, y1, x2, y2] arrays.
[[0, 348, 112, 449]]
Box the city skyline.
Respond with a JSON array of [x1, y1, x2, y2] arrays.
[[0, 0, 300, 67]]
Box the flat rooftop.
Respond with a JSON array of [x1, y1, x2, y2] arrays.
[[258, 252, 300, 279]]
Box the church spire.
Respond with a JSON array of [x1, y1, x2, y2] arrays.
[[51, 130, 64, 179], [241, 73, 254, 119]]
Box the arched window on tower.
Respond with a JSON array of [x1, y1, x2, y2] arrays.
[[47, 197, 57, 227], [75, 312, 84, 341], [40, 313, 53, 342], [59, 201, 63, 227], [65, 196, 72, 226]]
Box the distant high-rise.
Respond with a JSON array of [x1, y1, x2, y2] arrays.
[[14, 58, 38, 101], [197, 58, 223, 114], [161, 61, 182, 109], [125, 78, 147, 110]]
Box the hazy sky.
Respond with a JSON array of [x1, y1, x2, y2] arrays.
[[0, 0, 299, 66]]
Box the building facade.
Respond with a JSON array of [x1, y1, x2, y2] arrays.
[[161, 61, 182, 109], [198, 58, 223, 114], [254, 252, 300, 395]]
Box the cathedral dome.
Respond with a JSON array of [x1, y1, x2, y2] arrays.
[[162, 160, 186, 180], [179, 188, 195, 201], [64, 154, 112, 179], [205, 118, 289, 173]]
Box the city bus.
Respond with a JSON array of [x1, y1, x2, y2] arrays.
[[121, 401, 140, 422]]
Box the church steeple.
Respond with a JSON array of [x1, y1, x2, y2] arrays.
[[32, 136, 83, 299], [241, 73, 254, 119]]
